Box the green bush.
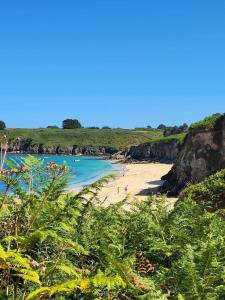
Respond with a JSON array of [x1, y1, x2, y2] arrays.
[[179, 168, 225, 210], [0, 120, 6, 130], [190, 113, 223, 132], [62, 118, 82, 129]]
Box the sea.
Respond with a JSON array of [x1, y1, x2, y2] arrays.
[[0, 154, 121, 191]]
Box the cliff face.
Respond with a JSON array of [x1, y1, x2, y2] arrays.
[[7, 142, 119, 157], [162, 115, 225, 195], [128, 139, 181, 162], [6, 137, 181, 162]]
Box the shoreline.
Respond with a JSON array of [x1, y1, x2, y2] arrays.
[[68, 161, 122, 192], [70, 162, 177, 206], [5, 153, 177, 205]]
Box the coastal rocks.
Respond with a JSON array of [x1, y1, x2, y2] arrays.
[[72, 145, 80, 155], [5, 137, 181, 163], [162, 115, 225, 195], [55, 146, 73, 154], [111, 150, 128, 160], [6, 140, 120, 157], [128, 139, 181, 162]]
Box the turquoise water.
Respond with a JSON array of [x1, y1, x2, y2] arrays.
[[0, 155, 121, 191]]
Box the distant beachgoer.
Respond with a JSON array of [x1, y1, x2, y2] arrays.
[[125, 185, 128, 193], [117, 186, 120, 194], [122, 166, 126, 176]]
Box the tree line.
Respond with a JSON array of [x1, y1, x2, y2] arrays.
[[157, 123, 189, 136], [0, 118, 189, 136]]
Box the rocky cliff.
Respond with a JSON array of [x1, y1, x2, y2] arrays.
[[7, 141, 119, 157], [6, 136, 181, 162], [127, 139, 181, 162], [162, 114, 225, 195]]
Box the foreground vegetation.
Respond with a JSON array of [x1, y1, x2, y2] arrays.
[[0, 155, 224, 299], [179, 169, 225, 210]]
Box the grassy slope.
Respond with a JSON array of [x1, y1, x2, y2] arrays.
[[144, 113, 224, 146], [2, 128, 163, 149], [147, 132, 187, 144]]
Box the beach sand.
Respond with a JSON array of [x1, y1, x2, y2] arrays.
[[97, 162, 177, 206]]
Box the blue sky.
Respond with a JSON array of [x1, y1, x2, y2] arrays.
[[0, 0, 224, 128]]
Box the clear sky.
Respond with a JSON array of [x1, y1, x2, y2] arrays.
[[0, 0, 224, 128]]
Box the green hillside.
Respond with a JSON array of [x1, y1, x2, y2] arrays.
[[147, 132, 187, 144], [2, 128, 163, 149]]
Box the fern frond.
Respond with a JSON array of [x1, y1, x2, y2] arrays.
[[26, 287, 50, 300], [54, 264, 82, 277], [26, 274, 126, 299], [0, 244, 7, 260], [6, 251, 31, 269], [14, 268, 41, 284]]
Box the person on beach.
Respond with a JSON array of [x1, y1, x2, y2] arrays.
[[122, 166, 125, 176], [125, 185, 128, 193], [117, 186, 120, 194], [122, 166, 127, 176]]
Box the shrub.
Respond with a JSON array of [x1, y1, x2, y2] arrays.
[[47, 125, 59, 129], [179, 168, 225, 210], [157, 124, 167, 130], [190, 113, 223, 132], [163, 123, 188, 137], [0, 120, 6, 130], [62, 118, 82, 129]]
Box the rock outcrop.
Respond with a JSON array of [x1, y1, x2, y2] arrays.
[[7, 142, 119, 157], [6, 136, 181, 162], [162, 114, 225, 195], [127, 139, 181, 162]]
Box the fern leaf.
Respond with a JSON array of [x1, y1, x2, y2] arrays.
[[14, 268, 41, 284], [26, 287, 51, 300], [15, 273, 41, 285], [0, 244, 6, 260], [6, 251, 30, 269], [55, 264, 81, 277], [48, 282, 80, 296]]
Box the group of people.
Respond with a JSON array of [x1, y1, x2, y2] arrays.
[[117, 185, 128, 194]]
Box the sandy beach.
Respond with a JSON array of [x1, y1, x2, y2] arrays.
[[97, 162, 177, 206]]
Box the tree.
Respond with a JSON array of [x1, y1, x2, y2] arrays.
[[157, 124, 167, 130], [163, 123, 189, 137], [62, 119, 81, 129], [0, 120, 6, 130], [180, 123, 189, 132], [47, 125, 59, 129]]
